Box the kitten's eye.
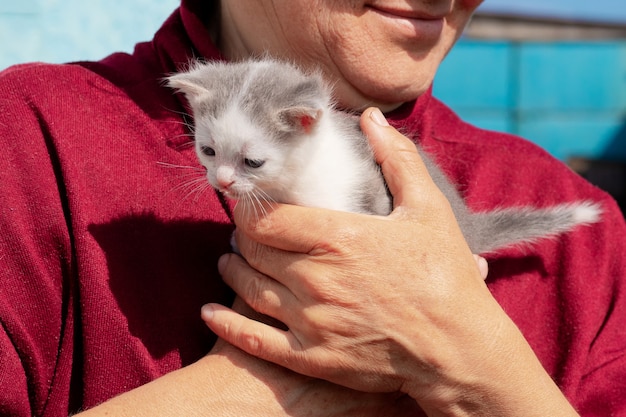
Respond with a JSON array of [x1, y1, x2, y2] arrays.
[[244, 158, 265, 169], [200, 146, 216, 157]]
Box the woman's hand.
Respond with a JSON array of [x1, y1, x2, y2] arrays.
[[202, 107, 493, 393], [202, 108, 578, 416]]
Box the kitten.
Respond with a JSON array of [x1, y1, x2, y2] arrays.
[[167, 58, 601, 255]]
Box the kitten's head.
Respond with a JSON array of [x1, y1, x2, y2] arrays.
[[167, 58, 331, 203]]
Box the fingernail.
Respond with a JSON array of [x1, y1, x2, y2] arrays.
[[201, 304, 214, 320], [218, 254, 229, 273], [370, 108, 389, 126]]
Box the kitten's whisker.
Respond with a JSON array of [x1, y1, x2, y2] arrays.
[[167, 174, 211, 203], [194, 182, 214, 203], [251, 188, 276, 221], [257, 187, 276, 205], [161, 118, 197, 141], [157, 160, 213, 202], [160, 106, 196, 123], [241, 195, 253, 222], [157, 161, 203, 171], [165, 137, 196, 151], [163, 118, 195, 128], [251, 189, 267, 220], [244, 194, 256, 222], [181, 179, 209, 202], [242, 192, 259, 223], [167, 132, 196, 141], [252, 193, 264, 222]]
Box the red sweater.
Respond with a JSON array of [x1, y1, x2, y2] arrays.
[[0, 1, 624, 416]]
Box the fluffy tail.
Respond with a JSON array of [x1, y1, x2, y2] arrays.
[[464, 201, 602, 255]]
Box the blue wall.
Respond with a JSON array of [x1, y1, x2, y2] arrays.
[[433, 40, 626, 162]]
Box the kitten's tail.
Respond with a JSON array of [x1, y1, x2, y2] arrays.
[[465, 201, 602, 255]]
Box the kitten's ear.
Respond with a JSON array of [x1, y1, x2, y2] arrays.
[[277, 106, 323, 134], [166, 74, 212, 105]]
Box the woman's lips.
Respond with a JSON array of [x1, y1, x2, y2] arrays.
[[367, 5, 445, 41], [369, 4, 446, 20]]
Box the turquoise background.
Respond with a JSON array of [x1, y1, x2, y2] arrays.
[[0, 0, 179, 67], [433, 41, 626, 162], [1, 1, 625, 163]]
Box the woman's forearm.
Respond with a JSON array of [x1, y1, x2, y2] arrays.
[[75, 353, 277, 417]]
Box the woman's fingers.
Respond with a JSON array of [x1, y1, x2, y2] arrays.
[[216, 253, 296, 321], [202, 302, 298, 360]]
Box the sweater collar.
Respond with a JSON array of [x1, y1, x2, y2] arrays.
[[386, 86, 433, 145]]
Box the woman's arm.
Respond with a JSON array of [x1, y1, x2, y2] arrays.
[[77, 298, 422, 417]]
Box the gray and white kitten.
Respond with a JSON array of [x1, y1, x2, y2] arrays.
[[167, 58, 601, 255]]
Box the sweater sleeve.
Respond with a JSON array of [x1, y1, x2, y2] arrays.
[[0, 65, 75, 416], [575, 195, 626, 416]]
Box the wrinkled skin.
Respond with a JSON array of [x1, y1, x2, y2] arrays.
[[219, 0, 484, 111]]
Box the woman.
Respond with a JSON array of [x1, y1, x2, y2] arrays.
[[0, 0, 623, 416]]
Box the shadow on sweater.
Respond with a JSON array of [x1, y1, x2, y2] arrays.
[[89, 213, 235, 364]]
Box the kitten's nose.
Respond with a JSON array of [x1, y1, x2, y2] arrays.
[[216, 166, 235, 189], [218, 178, 235, 189]]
